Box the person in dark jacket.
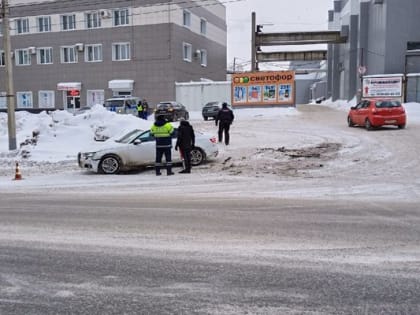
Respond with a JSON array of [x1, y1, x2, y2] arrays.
[[150, 115, 175, 176], [175, 120, 195, 173], [215, 102, 234, 145], [141, 99, 149, 119]]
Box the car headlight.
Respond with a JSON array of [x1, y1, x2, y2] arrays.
[[82, 152, 97, 159]]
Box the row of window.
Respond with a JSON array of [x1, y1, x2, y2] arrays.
[[183, 9, 207, 35], [2, 9, 207, 36], [12, 9, 128, 34], [0, 90, 105, 109], [0, 91, 54, 108], [0, 43, 130, 65], [0, 42, 207, 66], [183, 43, 207, 66]]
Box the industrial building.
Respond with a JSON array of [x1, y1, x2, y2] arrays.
[[327, 0, 420, 102], [0, 0, 227, 112]]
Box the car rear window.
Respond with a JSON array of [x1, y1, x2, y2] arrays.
[[157, 103, 172, 109], [375, 100, 401, 108]]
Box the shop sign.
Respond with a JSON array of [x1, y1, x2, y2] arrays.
[[231, 71, 295, 106]]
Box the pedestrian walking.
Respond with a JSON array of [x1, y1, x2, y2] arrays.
[[150, 115, 175, 176], [215, 102, 234, 145], [142, 99, 149, 120], [175, 120, 195, 173], [136, 101, 144, 118]]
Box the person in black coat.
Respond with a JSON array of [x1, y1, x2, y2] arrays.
[[215, 102, 234, 145], [175, 120, 195, 173]]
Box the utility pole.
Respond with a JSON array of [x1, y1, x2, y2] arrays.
[[251, 12, 256, 71], [1, 0, 17, 150]]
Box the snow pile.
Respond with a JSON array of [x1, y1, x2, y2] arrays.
[[0, 104, 152, 162]]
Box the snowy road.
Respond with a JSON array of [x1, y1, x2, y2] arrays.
[[1, 194, 420, 314]]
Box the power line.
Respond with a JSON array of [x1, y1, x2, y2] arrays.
[[9, 0, 244, 14], [7, 0, 243, 33]]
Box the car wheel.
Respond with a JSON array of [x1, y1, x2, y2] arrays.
[[398, 124, 406, 129], [347, 116, 354, 127], [365, 119, 372, 131], [99, 155, 121, 174], [203, 116, 208, 121], [191, 147, 205, 166]]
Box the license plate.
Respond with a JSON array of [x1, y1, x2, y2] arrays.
[[385, 120, 396, 123]]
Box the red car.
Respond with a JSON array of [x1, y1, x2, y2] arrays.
[[347, 98, 406, 130]]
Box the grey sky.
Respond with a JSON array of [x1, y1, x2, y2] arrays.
[[225, 0, 332, 70]]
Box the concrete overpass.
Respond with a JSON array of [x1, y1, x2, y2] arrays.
[[251, 12, 348, 70]]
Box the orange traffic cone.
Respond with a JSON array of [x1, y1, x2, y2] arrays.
[[14, 162, 23, 180]]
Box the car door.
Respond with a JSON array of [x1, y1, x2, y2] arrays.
[[125, 131, 156, 167], [353, 100, 368, 125], [350, 101, 363, 125], [359, 100, 371, 124]]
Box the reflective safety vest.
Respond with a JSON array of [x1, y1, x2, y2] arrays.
[[137, 104, 143, 112], [150, 122, 174, 148], [150, 123, 174, 138]]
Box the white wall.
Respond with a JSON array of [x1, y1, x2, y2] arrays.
[[175, 81, 231, 111]]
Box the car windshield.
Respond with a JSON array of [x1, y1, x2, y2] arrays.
[[115, 129, 144, 143], [104, 100, 125, 107], [375, 100, 401, 108]]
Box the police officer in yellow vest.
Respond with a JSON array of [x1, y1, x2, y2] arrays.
[[136, 101, 143, 118], [150, 115, 175, 176]]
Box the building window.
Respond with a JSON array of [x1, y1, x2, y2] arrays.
[[15, 49, 31, 66], [61, 14, 76, 31], [112, 43, 130, 61], [16, 18, 30, 34], [183, 10, 191, 28], [86, 12, 101, 29], [183, 42, 192, 62], [0, 92, 6, 108], [38, 90, 55, 108], [38, 47, 53, 64], [113, 8, 129, 26], [61, 46, 77, 63], [85, 44, 102, 62], [16, 91, 33, 108], [200, 18, 207, 35], [0, 51, 4, 66], [37, 16, 52, 32], [200, 49, 207, 67]]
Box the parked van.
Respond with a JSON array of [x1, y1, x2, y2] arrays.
[[104, 96, 140, 115]]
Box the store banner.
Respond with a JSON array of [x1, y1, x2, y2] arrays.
[[362, 76, 403, 98], [231, 71, 295, 106]]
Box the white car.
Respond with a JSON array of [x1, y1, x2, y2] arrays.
[[78, 128, 218, 174]]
